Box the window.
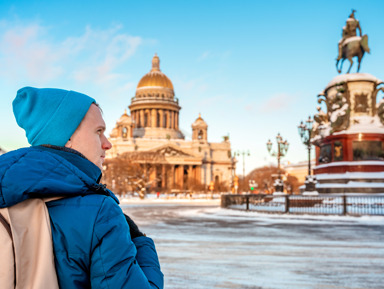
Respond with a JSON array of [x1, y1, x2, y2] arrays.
[[353, 141, 384, 161], [198, 130, 204, 140], [319, 144, 331, 163], [122, 127, 128, 138]]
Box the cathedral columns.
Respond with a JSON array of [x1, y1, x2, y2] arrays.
[[193, 166, 201, 187], [167, 110, 172, 128], [196, 166, 201, 184], [188, 165, 193, 188], [181, 165, 186, 189], [161, 165, 166, 188], [174, 165, 179, 188], [133, 109, 181, 129], [151, 109, 156, 128], [177, 165, 184, 189], [172, 111, 176, 129], [140, 110, 144, 128], [150, 165, 157, 182], [159, 110, 164, 128], [170, 165, 175, 188], [145, 109, 150, 127], [136, 111, 139, 127]]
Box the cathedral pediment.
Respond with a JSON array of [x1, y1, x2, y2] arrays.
[[153, 145, 194, 158]]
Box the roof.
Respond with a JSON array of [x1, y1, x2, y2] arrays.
[[136, 54, 174, 90]]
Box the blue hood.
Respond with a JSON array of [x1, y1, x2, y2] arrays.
[[0, 146, 118, 208]]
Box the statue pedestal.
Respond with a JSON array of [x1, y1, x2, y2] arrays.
[[312, 73, 384, 194], [273, 179, 285, 195], [302, 175, 318, 195]]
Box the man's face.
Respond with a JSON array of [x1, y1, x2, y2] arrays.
[[65, 104, 112, 170]]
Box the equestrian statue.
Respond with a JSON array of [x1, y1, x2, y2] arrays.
[[336, 10, 370, 74]]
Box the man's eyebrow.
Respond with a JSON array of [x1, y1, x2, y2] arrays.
[[96, 125, 106, 131]]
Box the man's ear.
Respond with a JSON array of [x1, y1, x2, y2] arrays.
[[65, 138, 72, 148]]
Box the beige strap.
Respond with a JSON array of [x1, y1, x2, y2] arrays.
[[44, 196, 65, 203], [7, 199, 60, 289]]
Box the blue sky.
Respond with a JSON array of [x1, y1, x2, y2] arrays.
[[0, 0, 383, 175]]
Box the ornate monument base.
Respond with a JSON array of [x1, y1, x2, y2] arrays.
[[315, 171, 384, 194], [273, 178, 285, 195], [302, 175, 318, 195], [312, 73, 384, 194]]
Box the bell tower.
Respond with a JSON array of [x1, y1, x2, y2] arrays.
[[192, 113, 208, 142], [109, 109, 134, 140]]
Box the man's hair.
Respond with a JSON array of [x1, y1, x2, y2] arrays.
[[94, 102, 103, 114]]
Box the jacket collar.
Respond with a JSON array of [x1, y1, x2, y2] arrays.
[[36, 146, 119, 203], [38, 145, 102, 183], [0, 146, 119, 208]]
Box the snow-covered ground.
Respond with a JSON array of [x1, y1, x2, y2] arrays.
[[121, 198, 384, 289]]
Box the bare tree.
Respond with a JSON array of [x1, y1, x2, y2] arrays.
[[245, 165, 299, 194], [102, 151, 166, 199], [102, 151, 215, 197]]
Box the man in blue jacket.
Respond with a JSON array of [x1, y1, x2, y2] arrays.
[[0, 87, 164, 288]]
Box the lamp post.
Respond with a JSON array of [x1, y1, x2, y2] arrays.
[[298, 116, 318, 194], [235, 150, 250, 192], [230, 150, 237, 193], [266, 133, 289, 193]]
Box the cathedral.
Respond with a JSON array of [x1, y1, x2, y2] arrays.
[[106, 54, 234, 192]]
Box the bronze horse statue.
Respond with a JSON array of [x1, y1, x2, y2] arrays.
[[336, 34, 370, 74]]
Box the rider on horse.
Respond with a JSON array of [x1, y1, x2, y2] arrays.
[[337, 10, 362, 61]]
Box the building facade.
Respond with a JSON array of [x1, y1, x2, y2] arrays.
[[106, 54, 234, 192]]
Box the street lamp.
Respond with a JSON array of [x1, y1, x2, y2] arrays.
[[297, 116, 317, 193], [266, 133, 289, 193], [235, 150, 250, 192]]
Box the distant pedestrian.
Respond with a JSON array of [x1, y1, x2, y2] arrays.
[[0, 87, 163, 288]]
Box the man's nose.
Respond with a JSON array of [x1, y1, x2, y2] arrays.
[[102, 135, 112, 150]]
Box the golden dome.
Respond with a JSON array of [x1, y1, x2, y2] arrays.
[[192, 113, 208, 128], [137, 54, 174, 90], [117, 109, 131, 124]]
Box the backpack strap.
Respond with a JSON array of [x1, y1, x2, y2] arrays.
[[3, 199, 60, 289], [0, 208, 16, 289], [44, 196, 65, 203], [0, 212, 12, 238]]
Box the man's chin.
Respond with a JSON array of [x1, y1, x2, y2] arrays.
[[98, 159, 105, 171]]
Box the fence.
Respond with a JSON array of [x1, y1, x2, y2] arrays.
[[221, 194, 384, 216]]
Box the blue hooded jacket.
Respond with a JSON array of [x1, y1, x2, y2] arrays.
[[0, 146, 164, 289]]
